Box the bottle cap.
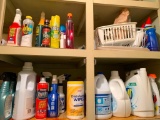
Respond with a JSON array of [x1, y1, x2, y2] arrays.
[[23, 62, 33, 70], [26, 16, 32, 19], [110, 71, 120, 79], [60, 25, 66, 33], [52, 75, 57, 84], [44, 19, 50, 25], [148, 74, 157, 79], [40, 77, 46, 83], [67, 13, 72, 17], [145, 17, 152, 28]]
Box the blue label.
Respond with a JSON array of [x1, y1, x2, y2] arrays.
[[60, 97, 65, 110], [48, 92, 59, 117], [126, 82, 137, 110], [95, 94, 111, 115], [111, 95, 117, 112]]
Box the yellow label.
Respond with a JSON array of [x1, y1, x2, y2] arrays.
[[67, 84, 84, 117]]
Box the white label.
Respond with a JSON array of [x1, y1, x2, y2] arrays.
[[5, 95, 12, 118], [95, 94, 111, 115], [25, 97, 35, 115]]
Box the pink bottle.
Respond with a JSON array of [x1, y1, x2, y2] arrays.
[[66, 13, 74, 49]]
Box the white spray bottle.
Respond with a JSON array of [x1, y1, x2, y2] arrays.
[[58, 74, 66, 113]]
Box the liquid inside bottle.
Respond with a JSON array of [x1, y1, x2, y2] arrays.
[[66, 13, 74, 49]]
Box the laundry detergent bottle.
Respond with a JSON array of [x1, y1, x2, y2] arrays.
[[0, 81, 12, 120], [125, 68, 154, 117], [95, 72, 112, 119], [12, 62, 37, 120], [109, 71, 131, 117]]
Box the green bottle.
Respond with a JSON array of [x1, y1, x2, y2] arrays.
[[0, 81, 12, 120]]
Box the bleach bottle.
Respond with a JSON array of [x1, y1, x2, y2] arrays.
[[149, 74, 160, 115], [12, 62, 37, 120], [125, 68, 154, 117], [95, 72, 112, 119], [48, 75, 59, 117]]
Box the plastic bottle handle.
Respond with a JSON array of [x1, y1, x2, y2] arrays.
[[111, 79, 126, 99]]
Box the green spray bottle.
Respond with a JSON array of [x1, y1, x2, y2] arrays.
[[0, 81, 12, 120]]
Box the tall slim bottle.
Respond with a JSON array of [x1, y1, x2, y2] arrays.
[[66, 13, 74, 49]]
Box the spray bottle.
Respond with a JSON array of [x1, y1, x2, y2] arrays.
[[0, 81, 12, 120], [7, 9, 22, 46], [35, 77, 48, 120], [35, 12, 45, 47], [58, 74, 65, 113], [48, 75, 59, 117]]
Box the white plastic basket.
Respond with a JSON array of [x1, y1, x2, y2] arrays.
[[95, 22, 137, 46]]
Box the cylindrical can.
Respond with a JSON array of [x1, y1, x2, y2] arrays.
[[35, 77, 48, 120], [67, 81, 84, 119]]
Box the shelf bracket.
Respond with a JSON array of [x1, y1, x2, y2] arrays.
[[0, 55, 23, 66]]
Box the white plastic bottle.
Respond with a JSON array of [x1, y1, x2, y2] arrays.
[[95, 72, 112, 119], [149, 74, 160, 115], [12, 62, 36, 120], [58, 74, 66, 113], [109, 71, 131, 117], [125, 68, 154, 117], [21, 16, 34, 47]]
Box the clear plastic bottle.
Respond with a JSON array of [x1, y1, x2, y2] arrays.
[[66, 13, 74, 49]]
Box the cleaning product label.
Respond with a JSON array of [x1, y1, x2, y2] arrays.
[[8, 27, 22, 45], [35, 25, 43, 47], [67, 84, 84, 117], [36, 88, 48, 119], [48, 94, 59, 117], [42, 28, 51, 46], [59, 97, 65, 111], [25, 97, 35, 115], [95, 94, 112, 115], [21, 24, 33, 46], [126, 82, 137, 110], [51, 26, 60, 48], [111, 95, 117, 112], [4, 95, 12, 118]]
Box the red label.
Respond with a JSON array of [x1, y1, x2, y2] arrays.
[[42, 28, 51, 46], [8, 28, 17, 44], [35, 83, 48, 119]]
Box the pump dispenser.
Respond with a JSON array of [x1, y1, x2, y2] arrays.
[[48, 75, 59, 117], [58, 74, 66, 113], [7, 9, 22, 46], [0, 81, 12, 120]]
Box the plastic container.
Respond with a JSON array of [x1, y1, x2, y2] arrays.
[[67, 81, 84, 119], [95, 73, 112, 119], [35, 77, 48, 120], [7, 9, 22, 46], [125, 68, 154, 117], [109, 71, 131, 117], [12, 62, 37, 120], [35, 12, 45, 47], [66, 13, 74, 49], [58, 74, 66, 113], [48, 75, 59, 117], [60, 25, 66, 48], [95, 22, 137, 47], [21, 16, 34, 47], [0, 81, 12, 120], [149, 74, 160, 115]]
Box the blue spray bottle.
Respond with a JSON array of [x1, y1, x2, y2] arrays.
[[0, 81, 12, 120], [145, 17, 159, 51], [48, 75, 59, 117]]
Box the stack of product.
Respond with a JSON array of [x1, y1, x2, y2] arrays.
[[0, 62, 85, 120], [7, 9, 75, 49]]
